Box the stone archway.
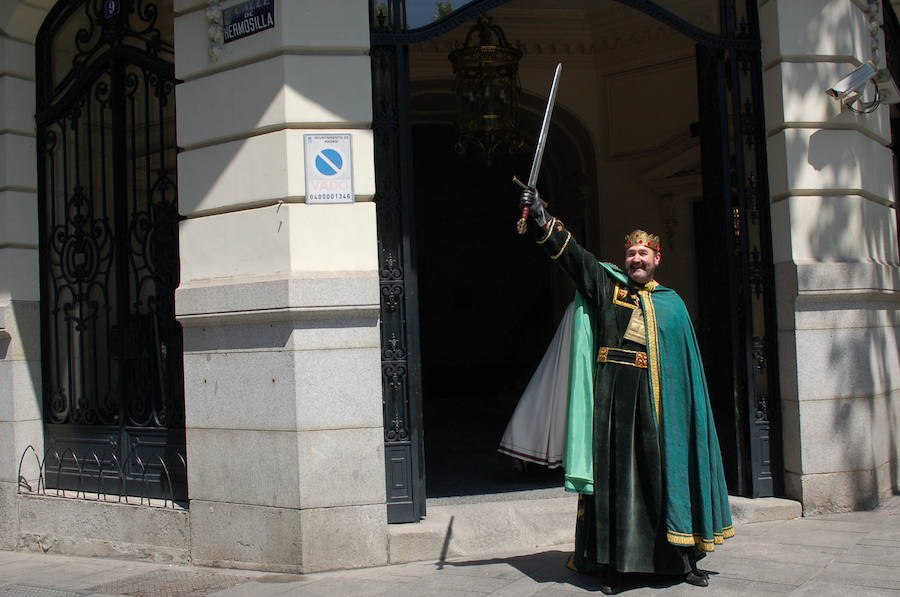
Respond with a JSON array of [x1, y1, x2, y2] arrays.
[[406, 81, 600, 498]]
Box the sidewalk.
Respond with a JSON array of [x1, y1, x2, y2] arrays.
[[0, 495, 897, 597]]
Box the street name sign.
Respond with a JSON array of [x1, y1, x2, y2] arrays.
[[224, 0, 275, 44]]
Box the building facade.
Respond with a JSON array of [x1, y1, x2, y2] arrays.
[[0, 0, 897, 573]]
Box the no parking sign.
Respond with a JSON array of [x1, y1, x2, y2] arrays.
[[304, 134, 354, 204]]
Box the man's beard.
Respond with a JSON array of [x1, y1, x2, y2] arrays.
[[628, 263, 655, 284]]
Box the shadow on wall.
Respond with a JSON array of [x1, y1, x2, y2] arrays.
[[781, 0, 900, 506], [801, 123, 900, 508]]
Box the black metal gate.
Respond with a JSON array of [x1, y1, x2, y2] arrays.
[[35, 0, 185, 501], [371, 0, 783, 522], [694, 11, 783, 497]]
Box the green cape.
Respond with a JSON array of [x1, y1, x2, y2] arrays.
[[564, 264, 733, 550]]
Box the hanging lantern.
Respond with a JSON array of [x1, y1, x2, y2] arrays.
[[449, 14, 524, 164]]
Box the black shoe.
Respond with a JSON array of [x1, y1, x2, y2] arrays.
[[685, 570, 709, 587], [598, 582, 615, 595], [597, 570, 619, 594]]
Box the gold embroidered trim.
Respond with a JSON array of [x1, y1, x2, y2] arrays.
[[597, 347, 648, 369], [635, 352, 648, 368], [536, 217, 557, 244], [639, 288, 662, 424], [666, 527, 735, 552], [612, 283, 637, 309], [550, 231, 572, 260], [644, 280, 660, 291]]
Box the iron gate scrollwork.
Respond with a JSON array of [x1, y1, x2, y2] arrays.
[[694, 0, 783, 498], [36, 0, 185, 502]]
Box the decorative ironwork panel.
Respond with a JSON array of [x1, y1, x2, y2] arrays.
[[372, 24, 427, 522], [693, 0, 782, 498], [42, 71, 119, 428], [37, 0, 185, 502], [38, 0, 175, 108]]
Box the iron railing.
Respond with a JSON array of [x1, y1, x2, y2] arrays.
[[17, 445, 187, 508]]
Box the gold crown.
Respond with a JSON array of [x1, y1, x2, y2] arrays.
[[624, 229, 661, 253]]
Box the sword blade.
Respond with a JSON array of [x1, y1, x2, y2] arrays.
[[527, 63, 563, 188]]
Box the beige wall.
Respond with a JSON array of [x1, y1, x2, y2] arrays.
[[0, 0, 46, 551], [173, 0, 386, 572], [760, 0, 900, 513]]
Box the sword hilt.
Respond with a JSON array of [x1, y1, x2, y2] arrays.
[[513, 177, 529, 235]]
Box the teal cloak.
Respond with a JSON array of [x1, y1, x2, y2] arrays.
[[535, 218, 733, 567], [565, 267, 733, 551]]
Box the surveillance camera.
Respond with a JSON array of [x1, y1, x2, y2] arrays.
[[826, 61, 878, 103]]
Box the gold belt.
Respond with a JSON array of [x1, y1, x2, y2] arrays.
[[597, 347, 648, 369]]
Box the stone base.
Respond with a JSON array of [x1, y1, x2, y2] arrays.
[[729, 496, 802, 524], [190, 500, 388, 573], [0, 481, 17, 550], [15, 494, 189, 563], [300, 504, 388, 572], [389, 494, 578, 565], [788, 469, 881, 515], [190, 500, 302, 573]]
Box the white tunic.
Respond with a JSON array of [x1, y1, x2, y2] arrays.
[[498, 302, 574, 468]]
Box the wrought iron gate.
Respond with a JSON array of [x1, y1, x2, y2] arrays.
[[35, 0, 185, 501], [695, 45, 781, 498], [371, 0, 783, 522]]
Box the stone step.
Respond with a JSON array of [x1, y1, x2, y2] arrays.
[[387, 489, 802, 565]]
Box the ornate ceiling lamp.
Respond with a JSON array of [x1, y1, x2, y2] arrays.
[[449, 14, 524, 164]]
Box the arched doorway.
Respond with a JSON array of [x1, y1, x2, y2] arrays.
[[374, 0, 782, 523], [408, 83, 598, 497], [35, 0, 185, 501]]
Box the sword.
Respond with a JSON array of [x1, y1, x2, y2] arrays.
[[516, 62, 562, 235]]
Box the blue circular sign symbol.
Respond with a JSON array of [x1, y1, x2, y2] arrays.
[[315, 149, 344, 176]]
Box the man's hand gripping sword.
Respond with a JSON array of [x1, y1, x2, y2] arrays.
[[516, 63, 562, 234]]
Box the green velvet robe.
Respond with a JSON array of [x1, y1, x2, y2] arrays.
[[537, 218, 733, 575]]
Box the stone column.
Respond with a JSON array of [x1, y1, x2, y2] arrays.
[[760, 0, 900, 513], [0, 15, 44, 549], [173, 0, 386, 571]]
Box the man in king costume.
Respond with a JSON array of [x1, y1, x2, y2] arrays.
[[518, 187, 733, 593]]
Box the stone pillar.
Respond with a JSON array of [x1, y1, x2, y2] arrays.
[[173, 0, 386, 571], [0, 16, 44, 549], [760, 0, 900, 513]]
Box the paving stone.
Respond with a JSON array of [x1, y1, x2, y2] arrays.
[[752, 526, 867, 548], [811, 510, 893, 525], [787, 581, 900, 596], [772, 517, 876, 535], [397, 571, 513, 593], [702, 553, 820, 586], [706, 540, 843, 566], [860, 538, 900, 548], [205, 579, 309, 597], [0, 586, 82, 597], [240, 576, 396, 597], [838, 543, 900, 567], [88, 568, 252, 597], [814, 562, 900, 591], [487, 575, 548, 596]]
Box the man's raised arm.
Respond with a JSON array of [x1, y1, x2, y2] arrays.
[[520, 187, 608, 305]]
